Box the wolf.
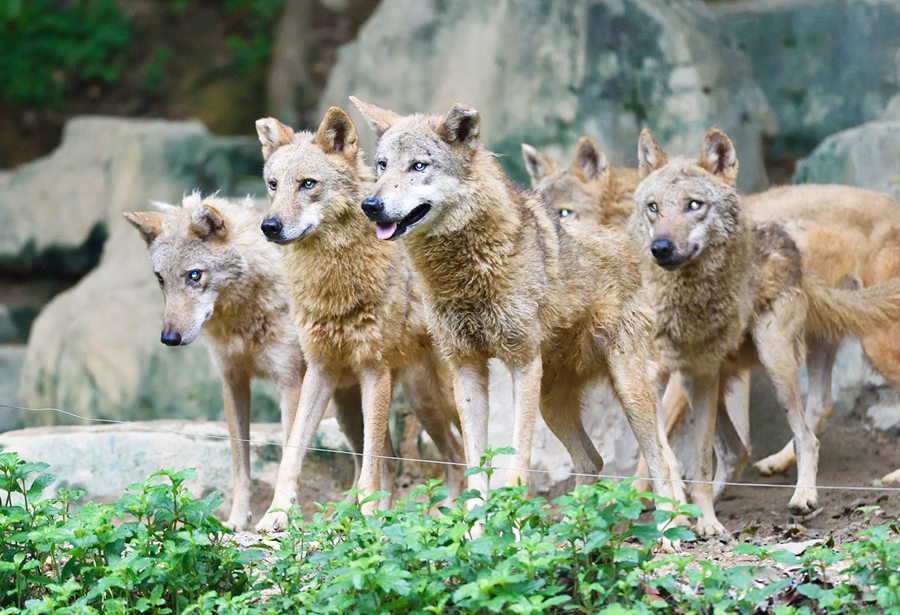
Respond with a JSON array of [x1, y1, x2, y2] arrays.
[[634, 127, 900, 536], [255, 107, 464, 531], [527, 143, 900, 492], [521, 136, 638, 230], [125, 192, 368, 530], [349, 97, 683, 517]]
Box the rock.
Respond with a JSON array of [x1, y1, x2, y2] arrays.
[[867, 402, 900, 434], [793, 121, 900, 199], [0, 419, 357, 520], [0, 346, 25, 432], [714, 0, 900, 161], [321, 0, 775, 192]]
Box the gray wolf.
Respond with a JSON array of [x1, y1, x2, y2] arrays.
[[349, 97, 683, 517], [255, 107, 463, 530], [634, 127, 900, 536]]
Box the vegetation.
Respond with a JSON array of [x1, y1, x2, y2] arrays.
[[1, 448, 897, 613]]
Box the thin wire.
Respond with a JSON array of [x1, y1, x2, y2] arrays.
[[2, 402, 899, 493]]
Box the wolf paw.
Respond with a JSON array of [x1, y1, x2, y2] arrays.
[[656, 537, 682, 553], [224, 510, 253, 531], [881, 468, 900, 485], [753, 451, 794, 476], [255, 510, 289, 533], [694, 517, 728, 540], [788, 488, 818, 515]]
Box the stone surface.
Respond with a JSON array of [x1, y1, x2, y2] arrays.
[[321, 0, 775, 192], [714, 0, 900, 160], [0, 419, 357, 520], [793, 121, 900, 199], [0, 345, 25, 432]]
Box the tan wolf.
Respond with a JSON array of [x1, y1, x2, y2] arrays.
[[255, 107, 464, 531], [525, 142, 900, 492], [349, 97, 683, 516], [634, 127, 900, 536], [125, 192, 366, 530]]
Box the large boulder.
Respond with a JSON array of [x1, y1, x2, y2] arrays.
[[713, 0, 900, 161], [793, 121, 900, 200], [0, 346, 25, 432], [320, 0, 775, 192]]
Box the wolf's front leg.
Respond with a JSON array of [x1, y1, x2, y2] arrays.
[[505, 354, 542, 487], [222, 367, 253, 530], [257, 361, 338, 532], [449, 359, 491, 500], [357, 365, 394, 514]]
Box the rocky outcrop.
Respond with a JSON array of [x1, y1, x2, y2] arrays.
[[320, 0, 775, 192], [713, 0, 900, 161]]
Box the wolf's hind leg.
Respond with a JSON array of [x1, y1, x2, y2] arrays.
[[222, 367, 253, 531], [540, 381, 603, 486]]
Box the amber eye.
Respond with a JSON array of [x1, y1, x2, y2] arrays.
[[688, 199, 702, 211], [647, 202, 658, 213], [412, 161, 428, 172], [267, 178, 277, 191], [300, 178, 317, 190], [187, 270, 202, 284], [558, 208, 572, 218]]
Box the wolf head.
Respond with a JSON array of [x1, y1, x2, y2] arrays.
[[256, 107, 367, 244], [521, 137, 613, 228], [633, 127, 741, 271], [350, 96, 484, 241], [123, 193, 246, 346]]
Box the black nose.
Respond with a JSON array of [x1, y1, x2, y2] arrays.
[[261, 217, 283, 239], [160, 330, 182, 346], [361, 196, 384, 220], [651, 238, 675, 261]]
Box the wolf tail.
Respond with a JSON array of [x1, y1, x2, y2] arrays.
[[803, 272, 900, 340]]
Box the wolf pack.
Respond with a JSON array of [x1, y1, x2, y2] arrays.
[[123, 98, 900, 541]]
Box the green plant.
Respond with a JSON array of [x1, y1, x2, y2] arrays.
[[0, 0, 132, 109]]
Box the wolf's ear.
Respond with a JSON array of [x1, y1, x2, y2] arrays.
[[521, 143, 557, 186], [699, 127, 739, 186], [190, 204, 227, 241], [123, 211, 164, 246], [637, 129, 668, 179], [573, 136, 609, 184], [314, 107, 359, 161], [349, 96, 400, 137], [438, 103, 480, 148], [256, 117, 295, 161]]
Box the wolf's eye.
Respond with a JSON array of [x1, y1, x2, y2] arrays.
[[267, 179, 277, 191], [558, 208, 572, 218], [377, 160, 387, 171], [687, 199, 703, 211], [300, 178, 317, 190], [412, 161, 428, 172], [647, 202, 658, 213], [155, 272, 164, 286], [187, 270, 202, 285]]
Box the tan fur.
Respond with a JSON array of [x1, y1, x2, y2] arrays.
[[351, 98, 683, 518], [634, 128, 820, 537], [255, 108, 463, 530], [522, 137, 640, 230], [124, 193, 358, 531]]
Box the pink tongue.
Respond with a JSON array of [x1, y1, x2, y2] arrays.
[[375, 222, 397, 240]]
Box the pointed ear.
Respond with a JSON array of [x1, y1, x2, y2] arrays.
[[123, 211, 164, 246], [255, 117, 295, 161], [438, 103, 480, 148], [349, 96, 400, 137], [520, 143, 557, 186], [190, 204, 227, 241], [573, 136, 609, 183], [637, 129, 668, 179], [699, 127, 739, 186], [314, 107, 359, 161]]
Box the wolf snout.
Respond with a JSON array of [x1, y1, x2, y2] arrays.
[[651, 238, 676, 262], [160, 330, 182, 346], [361, 196, 385, 220], [261, 217, 284, 240]]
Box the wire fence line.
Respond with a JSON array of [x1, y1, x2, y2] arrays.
[[1, 401, 898, 493]]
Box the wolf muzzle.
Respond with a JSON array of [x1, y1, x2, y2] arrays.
[[261, 217, 284, 241], [160, 330, 182, 346]]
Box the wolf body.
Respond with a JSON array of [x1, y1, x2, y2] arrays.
[[255, 108, 463, 530], [349, 98, 683, 514]]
